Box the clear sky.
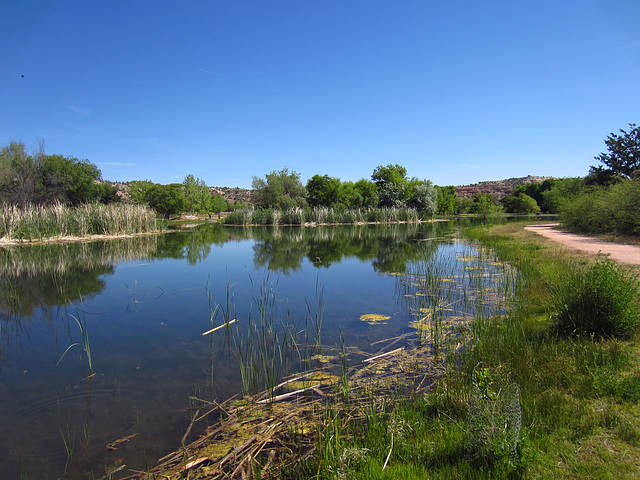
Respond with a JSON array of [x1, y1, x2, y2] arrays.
[[1, 1, 639, 189]]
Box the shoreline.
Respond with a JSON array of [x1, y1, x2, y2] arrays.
[[0, 231, 160, 247]]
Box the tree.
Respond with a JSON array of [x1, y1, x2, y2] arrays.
[[372, 164, 408, 186], [182, 174, 211, 213], [306, 174, 342, 208], [587, 123, 640, 185], [455, 197, 475, 214], [0, 142, 108, 206], [127, 180, 154, 205], [472, 193, 501, 218], [252, 167, 306, 210], [338, 181, 363, 209], [41, 154, 103, 205], [502, 192, 541, 214], [0, 141, 43, 206], [354, 179, 378, 208], [371, 164, 413, 208], [540, 177, 584, 213], [407, 179, 437, 216], [436, 185, 457, 215], [210, 194, 230, 218], [146, 184, 186, 219]]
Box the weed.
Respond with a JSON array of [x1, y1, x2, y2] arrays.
[[549, 256, 639, 339], [57, 309, 93, 374]]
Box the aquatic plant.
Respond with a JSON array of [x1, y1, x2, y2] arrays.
[[0, 202, 158, 241], [223, 206, 428, 226], [57, 310, 93, 374]]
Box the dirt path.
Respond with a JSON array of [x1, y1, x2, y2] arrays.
[[524, 224, 640, 265]]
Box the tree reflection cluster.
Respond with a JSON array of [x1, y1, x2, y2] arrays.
[[0, 223, 458, 320]]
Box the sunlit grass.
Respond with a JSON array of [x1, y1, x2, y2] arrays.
[[0, 202, 158, 241], [224, 206, 426, 226]]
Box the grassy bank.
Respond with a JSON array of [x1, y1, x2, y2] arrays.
[[0, 203, 159, 242], [132, 222, 640, 479], [297, 222, 640, 479], [453, 222, 640, 478]]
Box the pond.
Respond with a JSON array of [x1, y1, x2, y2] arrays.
[[0, 221, 516, 479]]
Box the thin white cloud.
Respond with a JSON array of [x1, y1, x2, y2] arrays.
[[199, 69, 237, 79], [97, 162, 136, 167], [68, 105, 91, 117]]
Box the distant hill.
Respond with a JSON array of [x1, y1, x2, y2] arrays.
[[454, 175, 555, 200], [109, 175, 555, 206]]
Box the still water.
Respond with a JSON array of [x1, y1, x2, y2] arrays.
[[0, 222, 513, 479]]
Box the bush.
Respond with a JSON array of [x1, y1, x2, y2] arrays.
[[561, 178, 640, 236], [549, 257, 639, 338]]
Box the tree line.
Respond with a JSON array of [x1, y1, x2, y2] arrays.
[[251, 164, 439, 216], [3, 121, 637, 232], [250, 163, 587, 219], [0, 142, 233, 219], [0, 142, 118, 206]]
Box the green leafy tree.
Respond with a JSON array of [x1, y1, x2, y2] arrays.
[[436, 185, 457, 215], [0, 141, 43, 206], [41, 154, 104, 205], [407, 179, 437, 216], [372, 164, 413, 208], [372, 164, 408, 186], [1, 142, 109, 206], [210, 194, 230, 218], [587, 123, 640, 185], [338, 181, 363, 209], [511, 182, 544, 207], [306, 174, 342, 208], [472, 193, 501, 218], [354, 179, 378, 208], [455, 197, 475, 214], [127, 180, 154, 205], [252, 167, 307, 209], [146, 184, 186, 219], [540, 177, 584, 213], [502, 192, 541, 214], [182, 174, 212, 214]]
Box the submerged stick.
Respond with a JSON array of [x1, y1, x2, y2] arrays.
[[364, 347, 404, 363], [257, 384, 321, 404], [202, 319, 237, 336]]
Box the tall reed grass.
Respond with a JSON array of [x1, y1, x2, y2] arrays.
[[225, 273, 324, 398], [0, 202, 158, 241], [224, 206, 425, 226]]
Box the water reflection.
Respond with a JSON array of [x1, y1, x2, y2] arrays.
[[0, 236, 158, 317], [247, 222, 453, 274], [0, 220, 506, 480]]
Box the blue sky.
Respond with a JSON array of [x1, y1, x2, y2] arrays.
[[1, 1, 639, 189]]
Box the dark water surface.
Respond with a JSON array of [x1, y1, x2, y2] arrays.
[[0, 222, 512, 479]]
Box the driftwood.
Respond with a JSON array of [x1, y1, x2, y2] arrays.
[[124, 335, 447, 480]]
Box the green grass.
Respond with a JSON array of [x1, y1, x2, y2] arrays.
[[0, 202, 158, 241], [223, 206, 426, 226], [296, 221, 640, 479]]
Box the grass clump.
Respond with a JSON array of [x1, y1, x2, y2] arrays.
[[548, 256, 639, 339], [0, 202, 158, 241], [459, 222, 640, 479]]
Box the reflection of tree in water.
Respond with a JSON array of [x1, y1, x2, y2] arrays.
[[153, 224, 240, 265], [251, 222, 453, 274], [0, 236, 158, 318]]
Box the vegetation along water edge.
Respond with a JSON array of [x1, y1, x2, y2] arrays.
[[122, 220, 640, 479]]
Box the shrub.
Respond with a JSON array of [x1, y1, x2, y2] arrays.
[[561, 178, 640, 236], [549, 257, 639, 338]]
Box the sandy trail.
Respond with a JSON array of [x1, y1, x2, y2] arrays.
[[524, 224, 640, 265]]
